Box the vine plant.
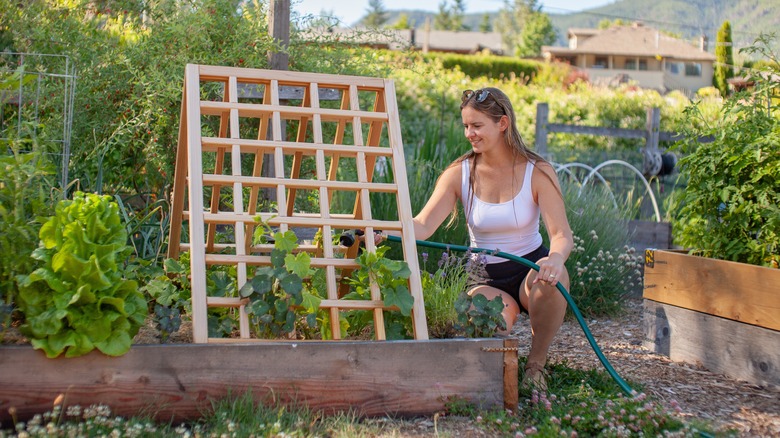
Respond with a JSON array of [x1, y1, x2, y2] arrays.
[[239, 221, 323, 338]]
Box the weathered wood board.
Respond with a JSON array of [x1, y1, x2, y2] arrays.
[[643, 300, 780, 387], [0, 338, 517, 423], [626, 220, 672, 253], [643, 249, 780, 331]]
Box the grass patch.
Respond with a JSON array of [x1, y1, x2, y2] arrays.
[[2, 361, 718, 437]]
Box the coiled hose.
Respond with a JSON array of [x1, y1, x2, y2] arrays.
[[386, 235, 635, 396]]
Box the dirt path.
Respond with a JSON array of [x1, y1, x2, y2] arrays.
[[509, 296, 780, 436]]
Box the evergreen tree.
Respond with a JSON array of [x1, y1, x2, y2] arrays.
[[479, 13, 492, 33], [713, 20, 734, 96], [363, 0, 388, 28], [434, 0, 469, 31], [433, 1, 453, 30], [451, 0, 469, 31]]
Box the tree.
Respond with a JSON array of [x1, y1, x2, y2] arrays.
[[598, 18, 629, 29], [363, 0, 388, 28], [713, 20, 734, 96], [495, 0, 556, 57], [433, 1, 452, 30], [451, 0, 468, 31], [478, 13, 492, 33], [517, 9, 555, 57], [433, 0, 469, 31], [389, 13, 412, 30]]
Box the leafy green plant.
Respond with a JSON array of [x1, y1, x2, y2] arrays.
[[115, 194, 170, 262], [420, 249, 488, 338], [16, 192, 147, 357], [0, 127, 56, 340], [132, 255, 192, 343], [453, 291, 507, 338], [239, 224, 323, 338], [343, 245, 415, 340], [673, 34, 780, 268]]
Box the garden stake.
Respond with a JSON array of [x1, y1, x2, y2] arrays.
[[386, 235, 636, 396]]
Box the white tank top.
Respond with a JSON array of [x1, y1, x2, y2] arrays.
[[461, 159, 543, 264]]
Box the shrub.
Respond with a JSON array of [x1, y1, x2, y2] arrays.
[[546, 182, 643, 316], [673, 34, 780, 268], [422, 52, 540, 81], [0, 120, 57, 340]]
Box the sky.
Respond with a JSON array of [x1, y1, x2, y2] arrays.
[[292, 0, 617, 26]]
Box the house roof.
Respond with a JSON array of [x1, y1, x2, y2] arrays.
[[299, 27, 505, 54], [544, 24, 716, 61], [419, 30, 504, 54]]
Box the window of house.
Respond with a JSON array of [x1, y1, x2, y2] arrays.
[[593, 56, 608, 69], [685, 63, 702, 76], [625, 59, 636, 70], [665, 62, 681, 74], [638, 59, 648, 70]]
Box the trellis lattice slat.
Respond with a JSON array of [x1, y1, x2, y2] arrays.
[[168, 64, 428, 343]]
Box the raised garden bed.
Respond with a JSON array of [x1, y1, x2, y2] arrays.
[[0, 338, 518, 423], [642, 249, 780, 386]]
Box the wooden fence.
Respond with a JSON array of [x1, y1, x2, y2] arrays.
[[534, 103, 712, 177]]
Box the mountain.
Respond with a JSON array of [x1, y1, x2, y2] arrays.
[[376, 0, 779, 56]]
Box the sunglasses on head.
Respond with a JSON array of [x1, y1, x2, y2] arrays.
[[461, 89, 491, 104]]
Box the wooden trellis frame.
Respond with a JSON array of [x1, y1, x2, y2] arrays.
[[168, 64, 428, 343]]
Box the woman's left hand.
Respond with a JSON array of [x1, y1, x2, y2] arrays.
[[533, 253, 565, 286]]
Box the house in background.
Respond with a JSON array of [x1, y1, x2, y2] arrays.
[[301, 27, 505, 55], [542, 22, 716, 96]]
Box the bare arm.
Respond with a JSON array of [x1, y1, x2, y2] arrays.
[[381, 163, 461, 242], [533, 162, 573, 281]]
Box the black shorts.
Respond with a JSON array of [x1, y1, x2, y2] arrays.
[[481, 245, 549, 308]]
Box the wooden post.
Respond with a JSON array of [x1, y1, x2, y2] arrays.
[[264, 0, 291, 202], [268, 0, 290, 71], [642, 107, 661, 176], [502, 338, 519, 411], [534, 102, 548, 157]]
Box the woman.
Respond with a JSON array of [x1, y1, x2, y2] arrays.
[[382, 87, 573, 390]]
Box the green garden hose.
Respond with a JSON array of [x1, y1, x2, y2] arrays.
[[386, 234, 635, 396]]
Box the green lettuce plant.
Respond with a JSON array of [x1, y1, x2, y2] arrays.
[[16, 192, 146, 357]]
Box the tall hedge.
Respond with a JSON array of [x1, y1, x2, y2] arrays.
[[423, 52, 540, 81]]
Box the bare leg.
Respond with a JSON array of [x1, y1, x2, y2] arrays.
[[468, 285, 521, 334], [519, 269, 569, 367]]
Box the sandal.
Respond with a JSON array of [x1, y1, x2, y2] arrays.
[[521, 362, 548, 392]]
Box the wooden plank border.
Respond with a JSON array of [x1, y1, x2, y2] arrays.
[[643, 249, 780, 331], [643, 300, 780, 387], [0, 339, 516, 422]]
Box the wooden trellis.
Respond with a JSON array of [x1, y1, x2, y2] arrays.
[[168, 64, 428, 343]]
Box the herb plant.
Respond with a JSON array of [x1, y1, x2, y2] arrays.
[[420, 249, 491, 338], [16, 192, 147, 357]]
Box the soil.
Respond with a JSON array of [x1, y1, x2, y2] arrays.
[[4, 296, 779, 436]]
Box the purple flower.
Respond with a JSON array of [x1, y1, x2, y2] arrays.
[[421, 252, 428, 263]]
